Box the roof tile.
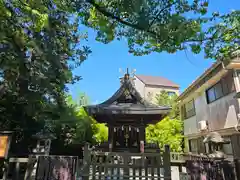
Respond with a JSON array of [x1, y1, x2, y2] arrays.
[[135, 75, 179, 88]]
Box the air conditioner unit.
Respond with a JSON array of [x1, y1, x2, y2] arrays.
[[198, 120, 208, 131]]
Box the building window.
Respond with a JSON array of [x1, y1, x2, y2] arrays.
[[147, 92, 153, 101], [167, 91, 176, 96], [189, 139, 198, 153], [207, 87, 215, 103], [184, 99, 196, 119], [206, 72, 235, 103], [222, 136, 233, 155]]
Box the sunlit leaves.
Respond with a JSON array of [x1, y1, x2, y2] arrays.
[[78, 0, 210, 56], [190, 44, 201, 54], [23, 6, 49, 32], [203, 10, 240, 59], [146, 91, 183, 152], [77, 0, 239, 60], [54, 93, 108, 145], [0, 0, 91, 133], [93, 123, 108, 143], [146, 117, 183, 152], [155, 90, 179, 119]]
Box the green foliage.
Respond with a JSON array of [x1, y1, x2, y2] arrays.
[[79, 0, 209, 55], [1, 0, 238, 151], [202, 11, 240, 59], [146, 90, 183, 152], [155, 90, 179, 119], [146, 117, 183, 152], [93, 123, 108, 143], [56, 0, 239, 59], [46, 95, 88, 146], [0, 0, 91, 138], [53, 93, 108, 145]]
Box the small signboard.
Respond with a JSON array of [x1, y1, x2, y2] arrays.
[[0, 134, 11, 158]]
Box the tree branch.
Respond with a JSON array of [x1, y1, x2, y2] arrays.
[[86, 0, 157, 36], [148, 1, 177, 31], [86, 0, 223, 46]]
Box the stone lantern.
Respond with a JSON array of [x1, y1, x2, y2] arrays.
[[203, 132, 230, 160], [25, 130, 56, 180], [32, 129, 56, 156]]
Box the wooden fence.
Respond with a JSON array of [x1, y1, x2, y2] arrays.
[[3, 151, 240, 180], [79, 145, 172, 180], [1, 156, 78, 180], [0, 149, 183, 180], [170, 153, 240, 180]]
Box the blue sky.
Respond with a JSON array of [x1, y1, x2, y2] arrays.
[[68, 0, 240, 104]]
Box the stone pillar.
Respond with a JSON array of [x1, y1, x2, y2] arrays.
[[108, 125, 113, 152], [139, 125, 145, 152], [139, 126, 145, 141]]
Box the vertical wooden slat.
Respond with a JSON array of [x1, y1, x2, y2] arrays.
[[132, 158, 135, 180], [83, 144, 91, 180], [104, 166, 108, 180], [104, 154, 109, 180], [157, 155, 161, 180], [24, 156, 36, 180], [2, 159, 9, 180], [110, 156, 114, 180], [123, 154, 129, 180], [156, 150, 161, 180], [163, 145, 171, 180], [99, 156, 103, 180], [144, 157, 148, 180], [116, 156, 120, 180], [108, 155, 113, 180], [116, 167, 120, 180], [139, 156, 143, 180], [234, 159, 240, 180], [35, 156, 50, 180], [92, 154, 96, 180], [151, 157, 154, 180], [231, 135, 240, 158], [157, 167, 161, 180], [15, 162, 20, 180]]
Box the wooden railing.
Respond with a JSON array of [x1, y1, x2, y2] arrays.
[[80, 145, 172, 180], [1, 157, 37, 180], [170, 152, 185, 163], [169, 152, 228, 163], [2, 152, 209, 180]]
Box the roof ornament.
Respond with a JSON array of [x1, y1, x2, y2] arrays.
[[119, 68, 136, 83], [124, 68, 130, 80]]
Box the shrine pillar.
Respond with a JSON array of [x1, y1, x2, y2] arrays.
[[108, 125, 114, 152], [139, 125, 145, 153]]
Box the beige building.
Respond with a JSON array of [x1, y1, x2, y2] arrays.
[[177, 56, 240, 157], [134, 75, 180, 104]]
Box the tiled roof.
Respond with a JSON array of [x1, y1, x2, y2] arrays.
[[135, 75, 179, 88]]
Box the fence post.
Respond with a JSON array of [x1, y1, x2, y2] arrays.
[[24, 156, 37, 180], [163, 145, 171, 180], [83, 143, 91, 180], [2, 159, 9, 180], [234, 159, 240, 180]]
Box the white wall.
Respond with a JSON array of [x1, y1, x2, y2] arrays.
[[144, 86, 180, 103], [184, 91, 239, 137], [184, 115, 198, 136], [133, 77, 145, 97], [134, 76, 180, 103]]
